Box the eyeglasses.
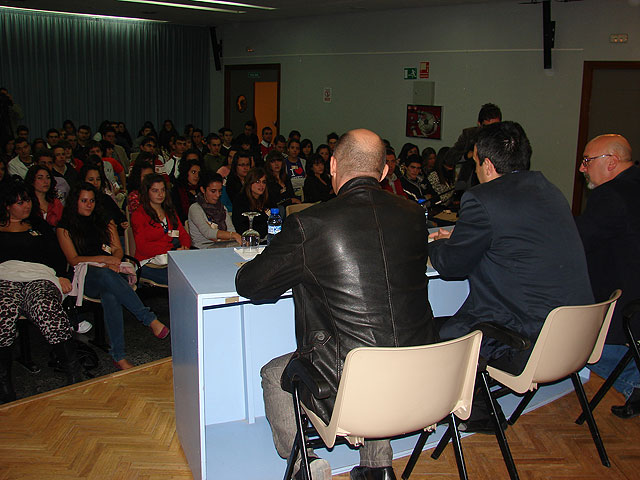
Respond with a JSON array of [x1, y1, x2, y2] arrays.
[[582, 154, 613, 168]]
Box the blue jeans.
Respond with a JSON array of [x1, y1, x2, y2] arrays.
[[83, 266, 156, 361], [588, 344, 640, 399], [141, 265, 168, 285]]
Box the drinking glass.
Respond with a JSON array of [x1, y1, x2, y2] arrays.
[[241, 212, 260, 248]]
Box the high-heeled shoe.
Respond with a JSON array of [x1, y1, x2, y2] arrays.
[[151, 325, 170, 339]]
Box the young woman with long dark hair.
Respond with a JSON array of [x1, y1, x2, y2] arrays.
[[131, 174, 191, 284], [57, 183, 167, 370], [264, 150, 299, 209], [0, 178, 82, 402], [25, 164, 63, 227], [303, 154, 335, 203], [232, 168, 270, 238]]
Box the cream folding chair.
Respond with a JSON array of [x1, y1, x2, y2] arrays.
[[283, 331, 483, 480], [123, 224, 168, 289], [435, 290, 621, 480], [576, 298, 640, 422], [285, 202, 317, 217]]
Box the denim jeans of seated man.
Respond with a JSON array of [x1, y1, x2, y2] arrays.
[[588, 344, 640, 399], [83, 266, 157, 361], [260, 353, 393, 471]]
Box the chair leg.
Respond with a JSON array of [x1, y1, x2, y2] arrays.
[[508, 390, 537, 425], [576, 350, 633, 425], [16, 319, 40, 374], [283, 431, 301, 480], [480, 371, 520, 480], [88, 305, 110, 353], [291, 384, 312, 480], [431, 427, 451, 460], [571, 372, 610, 467], [401, 429, 431, 479], [448, 413, 469, 480]]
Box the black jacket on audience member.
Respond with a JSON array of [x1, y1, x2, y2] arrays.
[[303, 174, 334, 203], [231, 193, 268, 239]]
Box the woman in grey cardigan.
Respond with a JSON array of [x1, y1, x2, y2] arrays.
[[188, 171, 241, 248]]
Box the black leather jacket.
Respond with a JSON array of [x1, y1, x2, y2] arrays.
[[236, 176, 436, 422]]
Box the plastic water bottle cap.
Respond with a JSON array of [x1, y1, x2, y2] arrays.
[[270, 208, 280, 215]]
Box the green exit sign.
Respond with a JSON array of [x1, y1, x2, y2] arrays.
[[404, 68, 417, 80], [248, 72, 261, 79]]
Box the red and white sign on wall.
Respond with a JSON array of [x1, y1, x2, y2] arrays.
[[419, 62, 430, 79]]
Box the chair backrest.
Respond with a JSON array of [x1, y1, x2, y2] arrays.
[[304, 331, 482, 448], [123, 207, 136, 257], [124, 226, 136, 258], [488, 290, 621, 393], [286, 202, 316, 217]]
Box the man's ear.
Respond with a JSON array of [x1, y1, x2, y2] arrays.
[[606, 155, 619, 171], [380, 164, 389, 181], [330, 156, 337, 177], [483, 157, 495, 175]]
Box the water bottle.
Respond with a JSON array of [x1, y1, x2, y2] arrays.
[[417, 199, 429, 228], [267, 208, 282, 245]]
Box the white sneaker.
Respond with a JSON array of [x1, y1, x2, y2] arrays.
[[76, 321, 93, 334]]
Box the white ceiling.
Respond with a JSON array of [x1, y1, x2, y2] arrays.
[[0, 0, 510, 26]]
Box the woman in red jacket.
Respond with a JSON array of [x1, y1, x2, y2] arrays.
[[131, 174, 191, 284]]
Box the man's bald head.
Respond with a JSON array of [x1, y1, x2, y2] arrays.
[[581, 134, 633, 189], [331, 129, 386, 191], [587, 134, 632, 163]]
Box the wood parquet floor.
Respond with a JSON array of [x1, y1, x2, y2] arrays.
[[1, 358, 639, 479]]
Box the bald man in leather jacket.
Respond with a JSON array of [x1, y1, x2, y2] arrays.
[[236, 129, 436, 480]]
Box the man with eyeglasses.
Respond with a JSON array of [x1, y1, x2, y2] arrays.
[[576, 134, 640, 419]]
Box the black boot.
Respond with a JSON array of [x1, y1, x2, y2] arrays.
[[52, 340, 84, 385], [350, 466, 396, 480], [0, 345, 16, 404], [611, 387, 640, 419]]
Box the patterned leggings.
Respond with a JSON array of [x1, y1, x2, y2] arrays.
[[0, 280, 73, 348]]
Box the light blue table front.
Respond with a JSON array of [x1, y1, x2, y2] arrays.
[[169, 247, 580, 480]]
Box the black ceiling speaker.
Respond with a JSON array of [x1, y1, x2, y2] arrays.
[[543, 0, 556, 69], [210, 26, 222, 72]]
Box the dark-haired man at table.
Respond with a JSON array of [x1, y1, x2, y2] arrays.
[[430, 121, 593, 431]]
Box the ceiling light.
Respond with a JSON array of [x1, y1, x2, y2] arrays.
[[0, 5, 167, 22], [192, 0, 276, 10], [118, 0, 246, 13]]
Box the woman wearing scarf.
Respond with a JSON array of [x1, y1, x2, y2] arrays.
[[188, 171, 241, 249]]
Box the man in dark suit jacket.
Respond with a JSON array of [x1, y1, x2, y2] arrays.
[[236, 129, 436, 480], [576, 134, 640, 418], [430, 121, 593, 377]]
